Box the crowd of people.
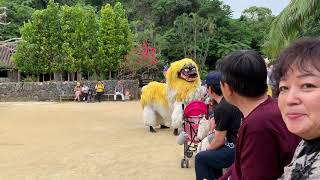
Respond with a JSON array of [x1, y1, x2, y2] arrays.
[[73, 80, 130, 103], [194, 38, 320, 180]]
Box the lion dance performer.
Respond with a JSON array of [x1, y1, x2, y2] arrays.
[[140, 58, 204, 134]]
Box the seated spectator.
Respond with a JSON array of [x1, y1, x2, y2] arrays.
[[74, 82, 81, 102], [195, 71, 243, 180], [218, 50, 300, 180], [114, 81, 125, 101], [273, 38, 320, 179], [124, 89, 131, 100], [95, 81, 104, 102], [81, 84, 89, 101]]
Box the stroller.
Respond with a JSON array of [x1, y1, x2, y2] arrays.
[[180, 100, 208, 168], [86, 86, 94, 103]]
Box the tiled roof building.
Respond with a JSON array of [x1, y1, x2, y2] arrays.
[[0, 43, 16, 67], [0, 40, 19, 82]]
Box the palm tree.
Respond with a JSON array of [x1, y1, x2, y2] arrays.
[[263, 0, 320, 58]]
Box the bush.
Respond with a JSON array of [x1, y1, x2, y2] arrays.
[[23, 75, 37, 82]]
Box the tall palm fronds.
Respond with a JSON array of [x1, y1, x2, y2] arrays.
[[263, 0, 320, 58]]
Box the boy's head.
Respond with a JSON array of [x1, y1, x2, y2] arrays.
[[217, 50, 267, 102], [205, 71, 223, 97]]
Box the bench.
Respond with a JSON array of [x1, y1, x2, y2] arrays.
[[93, 93, 115, 101], [104, 93, 115, 100], [59, 94, 74, 102], [59, 93, 126, 102]]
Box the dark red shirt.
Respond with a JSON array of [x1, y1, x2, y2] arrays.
[[220, 97, 300, 180]]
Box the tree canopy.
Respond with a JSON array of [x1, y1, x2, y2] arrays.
[[263, 0, 320, 58], [12, 0, 132, 80]]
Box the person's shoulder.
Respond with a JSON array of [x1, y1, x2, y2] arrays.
[[245, 98, 284, 131], [259, 97, 279, 112], [215, 98, 239, 113], [249, 98, 280, 118]]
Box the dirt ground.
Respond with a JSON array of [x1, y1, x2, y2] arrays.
[[0, 101, 195, 180]]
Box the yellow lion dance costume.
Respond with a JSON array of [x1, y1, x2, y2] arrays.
[[140, 58, 204, 133], [140, 81, 171, 132]]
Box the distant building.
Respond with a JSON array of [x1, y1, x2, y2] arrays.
[[0, 41, 19, 82]]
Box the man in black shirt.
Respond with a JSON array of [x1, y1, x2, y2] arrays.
[[195, 71, 242, 180]]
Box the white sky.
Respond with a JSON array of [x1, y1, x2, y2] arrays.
[[221, 0, 291, 18]]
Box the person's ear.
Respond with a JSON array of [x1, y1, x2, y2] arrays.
[[220, 82, 233, 97], [207, 86, 214, 94]]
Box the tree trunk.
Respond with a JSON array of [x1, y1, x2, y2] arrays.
[[77, 71, 82, 82], [54, 72, 61, 81], [70, 73, 75, 81], [17, 71, 21, 82], [109, 70, 112, 80]]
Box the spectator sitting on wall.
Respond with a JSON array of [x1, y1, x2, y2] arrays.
[[74, 82, 81, 102], [124, 88, 131, 100], [114, 81, 125, 101], [81, 84, 89, 101], [95, 81, 104, 102]]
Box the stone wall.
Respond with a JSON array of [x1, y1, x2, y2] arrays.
[[0, 80, 140, 102], [0, 77, 10, 83], [0, 69, 19, 82]]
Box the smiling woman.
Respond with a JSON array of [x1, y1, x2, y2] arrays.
[[273, 38, 320, 179]]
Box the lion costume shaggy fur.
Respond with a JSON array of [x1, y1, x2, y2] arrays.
[[140, 58, 204, 132], [140, 81, 171, 129]]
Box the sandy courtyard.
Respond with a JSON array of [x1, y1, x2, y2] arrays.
[[0, 101, 195, 180]]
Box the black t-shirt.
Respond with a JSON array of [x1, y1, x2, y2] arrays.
[[214, 98, 242, 144]]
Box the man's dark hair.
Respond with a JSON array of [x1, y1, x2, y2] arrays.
[[207, 84, 222, 96], [217, 50, 268, 97], [273, 38, 320, 95]]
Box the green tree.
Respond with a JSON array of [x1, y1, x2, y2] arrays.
[[241, 6, 272, 21], [13, 0, 64, 80], [113, 2, 132, 63], [94, 2, 132, 79], [263, 0, 320, 58], [96, 3, 116, 79], [240, 6, 274, 51], [61, 4, 98, 80], [32, 0, 78, 9], [151, 0, 200, 28], [167, 13, 215, 73], [301, 16, 320, 37], [0, 0, 34, 40]]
